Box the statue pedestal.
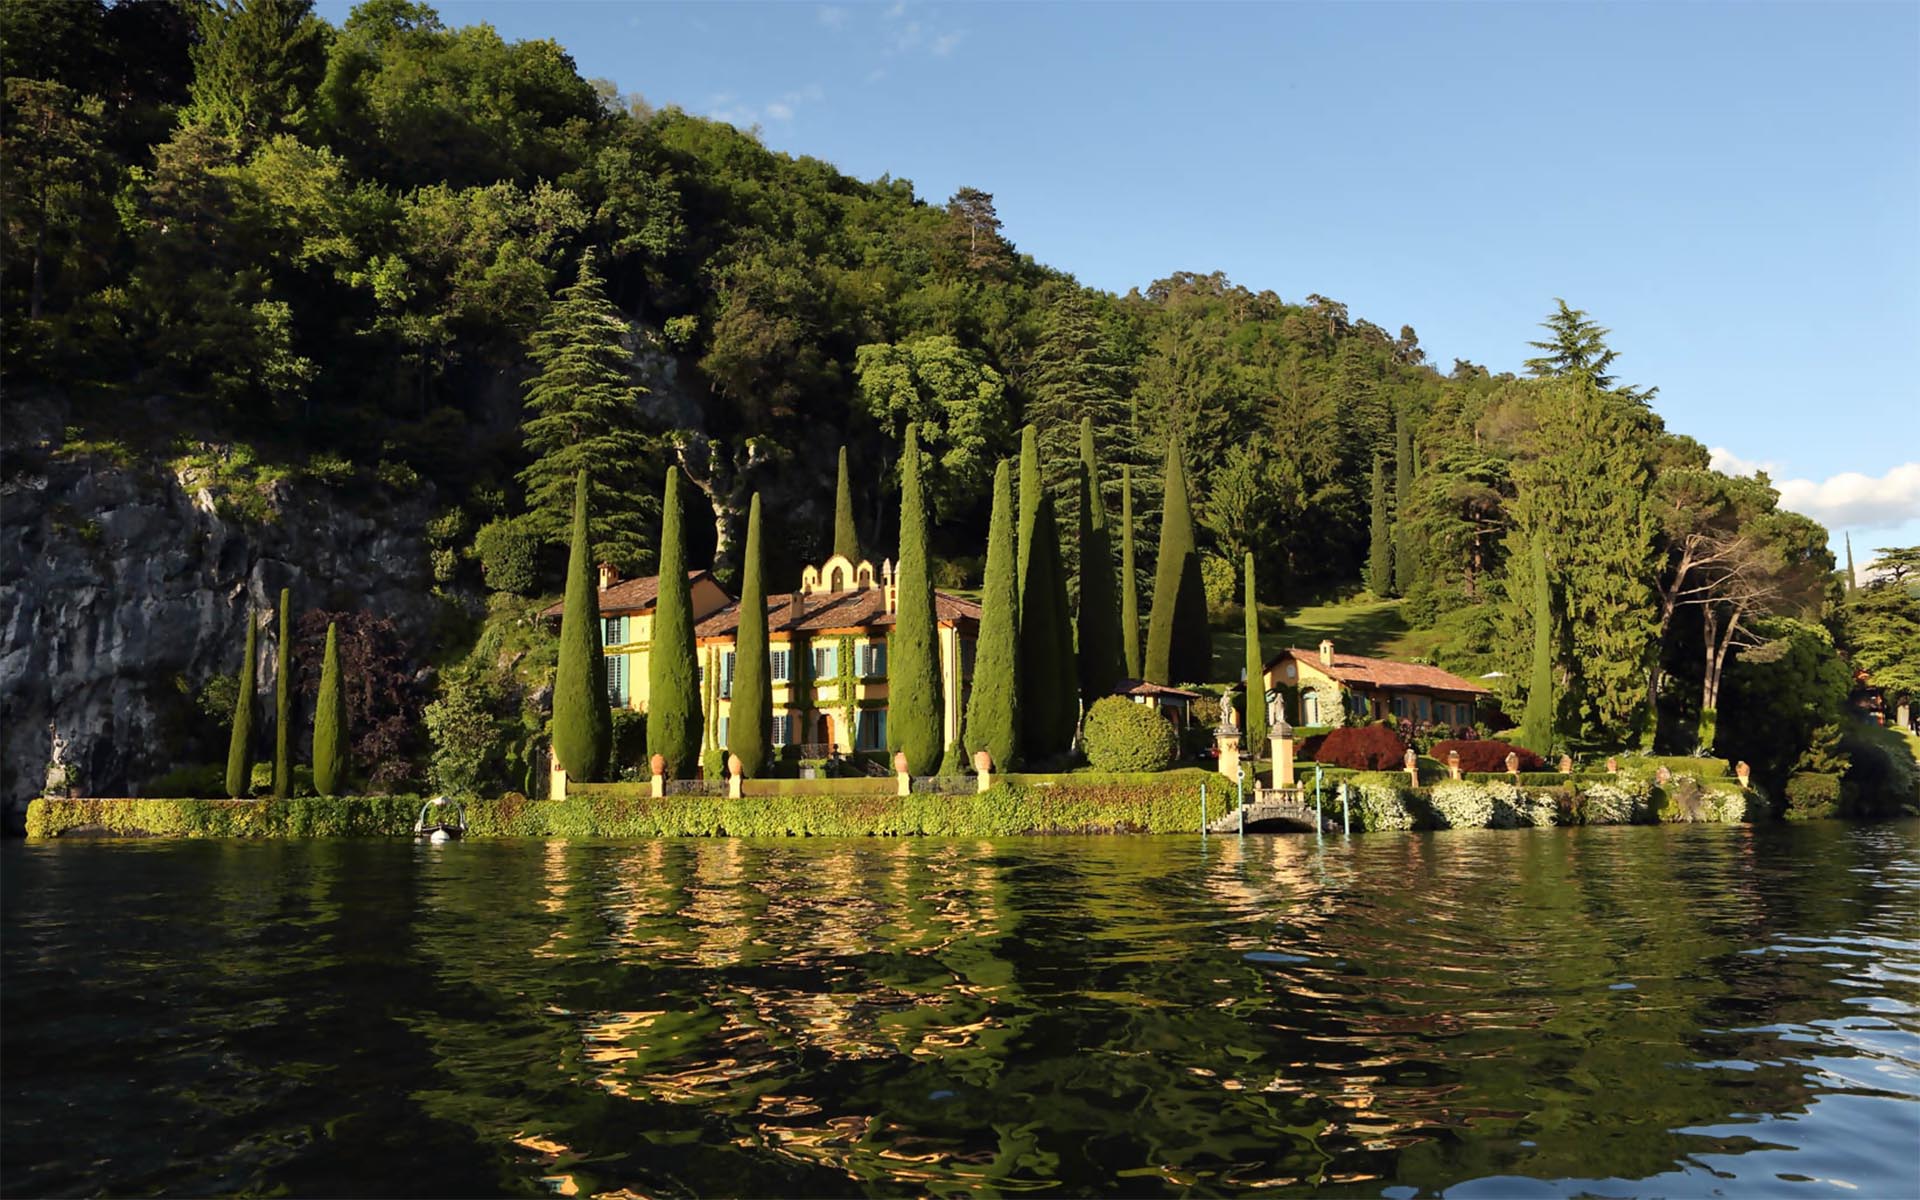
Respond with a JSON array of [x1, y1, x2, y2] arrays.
[[1215, 729, 1243, 784], [1268, 728, 1294, 788]]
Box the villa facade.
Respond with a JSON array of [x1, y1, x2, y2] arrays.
[[1262, 639, 1490, 729], [547, 555, 981, 757]]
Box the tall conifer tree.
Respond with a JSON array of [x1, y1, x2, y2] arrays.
[[731, 493, 772, 777], [273, 587, 291, 799], [1145, 439, 1211, 684], [1368, 458, 1392, 597], [888, 425, 944, 773], [1019, 491, 1077, 757], [1845, 532, 1856, 594], [648, 467, 703, 776], [1391, 408, 1415, 595], [1017, 424, 1042, 605], [552, 471, 611, 781], [966, 460, 1020, 769], [1075, 419, 1124, 701], [1121, 464, 1142, 678], [1243, 552, 1268, 753], [224, 614, 256, 798], [312, 622, 347, 796], [833, 446, 859, 563], [1520, 533, 1555, 756]]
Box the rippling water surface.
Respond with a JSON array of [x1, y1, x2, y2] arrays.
[[5, 823, 1919, 1197]]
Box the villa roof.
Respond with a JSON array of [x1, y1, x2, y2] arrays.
[[1266, 646, 1489, 696], [1112, 679, 1202, 700], [695, 587, 982, 640], [539, 570, 712, 619]]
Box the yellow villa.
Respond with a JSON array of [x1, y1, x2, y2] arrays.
[[545, 554, 981, 757], [1262, 639, 1490, 730]]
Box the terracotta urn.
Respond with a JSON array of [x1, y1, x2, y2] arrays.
[[1736, 761, 1751, 788], [1504, 751, 1520, 775], [973, 749, 992, 774], [728, 753, 743, 779], [1607, 755, 1618, 774], [650, 753, 666, 778], [894, 750, 910, 776], [1559, 754, 1574, 775], [1656, 765, 1672, 785]]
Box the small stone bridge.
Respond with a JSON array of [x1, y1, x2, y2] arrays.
[[1207, 786, 1326, 834]]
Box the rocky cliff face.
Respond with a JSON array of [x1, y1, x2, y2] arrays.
[[1, 405, 443, 830]]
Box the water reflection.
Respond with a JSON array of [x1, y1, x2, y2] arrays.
[[4, 824, 1918, 1197]]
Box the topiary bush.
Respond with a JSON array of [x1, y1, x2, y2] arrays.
[[1083, 696, 1179, 773], [1316, 723, 1409, 771], [1784, 772, 1842, 820], [1432, 739, 1545, 773], [474, 517, 541, 595]]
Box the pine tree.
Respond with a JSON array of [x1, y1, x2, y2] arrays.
[[966, 459, 1020, 769], [833, 445, 859, 563], [273, 587, 291, 799], [1368, 458, 1392, 597], [731, 493, 773, 777], [1121, 463, 1142, 679], [224, 613, 256, 798], [1075, 419, 1124, 702], [1520, 533, 1554, 756], [1391, 407, 1415, 595], [552, 472, 612, 781], [1145, 438, 1211, 684], [312, 621, 347, 796], [647, 466, 704, 776], [1243, 552, 1268, 753], [518, 250, 658, 571], [1019, 490, 1077, 757], [888, 424, 944, 773]]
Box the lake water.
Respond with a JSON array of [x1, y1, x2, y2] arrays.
[[5, 824, 1919, 1198]]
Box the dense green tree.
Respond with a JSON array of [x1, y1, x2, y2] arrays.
[[1391, 406, 1416, 595], [1524, 297, 1654, 406], [225, 614, 258, 797], [1019, 490, 1078, 757], [1839, 577, 1920, 709], [730, 493, 772, 777], [647, 466, 703, 776], [1075, 420, 1125, 701], [273, 588, 292, 799], [519, 250, 657, 571], [966, 460, 1020, 769], [551, 472, 611, 781], [1519, 533, 1554, 757], [888, 425, 944, 773], [312, 621, 348, 796], [1368, 458, 1392, 597], [1242, 552, 1267, 753], [832, 445, 859, 563], [855, 335, 1011, 514], [182, 0, 330, 147], [1120, 464, 1143, 679], [1144, 438, 1211, 684], [1026, 286, 1140, 576], [1716, 617, 1852, 793]]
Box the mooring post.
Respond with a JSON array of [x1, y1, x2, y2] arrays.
[[1315, 764, 1323, 839], [1201, 782, 1208, 834], [1236, 767, 1245, 836], [1341, 782, 1350, 836]]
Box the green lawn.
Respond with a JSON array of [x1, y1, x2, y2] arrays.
[[1210, 595, 1440, 682]]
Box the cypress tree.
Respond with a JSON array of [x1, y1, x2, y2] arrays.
[[1844, 532, 1856, 594], [1368, 458, 1392, 597], [648, 466, 703, 776], [1017, 423, 1042, 605], [833, 446, 859, 563], [552, 471, 612, 781], [1144, 439, 1211, 684], [1121, 463, 1142, 678], [1075, 419, 1124, 702], [731, 493, 773, 777], [1391, 407, 1415, 595], [888, 424, 944, 773], [312, 621, 348, 796], [224, 614, 257, 798], [1019, 491, 1077, 757], [1243, 552, 1267, 753], [273, 587, 291, 799], [1520, 533, 1554, 756], [965, 459, 1020, 769]]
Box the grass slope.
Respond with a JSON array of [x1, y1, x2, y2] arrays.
[[1210, 596, 1438, 683]]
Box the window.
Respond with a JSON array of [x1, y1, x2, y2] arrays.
[[720, 651, 735, 699], [1417, 696, 1430, 722], [771, 648, 790, 683], [603, 616, 626, 647], [772, 713, 790, 746], [813, 643, 838, 678], [860, 640, 886, 677], [857, 708, 888, 751], [719, 715, 730, 747], [606, 654, 627, 706], [1304, 692, 1320, 725]]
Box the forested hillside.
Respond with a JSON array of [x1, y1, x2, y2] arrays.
[[4, 0, 1913, 813]]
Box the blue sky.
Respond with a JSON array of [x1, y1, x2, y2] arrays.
[[320, 0, 1920, 567]]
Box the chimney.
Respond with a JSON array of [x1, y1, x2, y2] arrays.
[[882, 558, 897, 614], [1319, 639, 1334, 668], [598, 563, 619, 591], [786, 591, 803, 627]]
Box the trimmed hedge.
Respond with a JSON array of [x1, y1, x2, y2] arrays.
[[26, 796, 425, 838], [1083, 696, 1179, 772], [1314, 724, 1409, 771], [1784, 772, 1841, 820]]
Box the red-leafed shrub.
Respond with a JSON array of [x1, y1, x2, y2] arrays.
[[1314, 724, 1410, 770], [1432, 739, 1545, 773]]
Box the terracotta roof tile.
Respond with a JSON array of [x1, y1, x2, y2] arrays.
[[695, 588, 981, 639], [539, 570, 710, 619], [1267, 647, 1488, 696], [1112, 679, 1202, 700]]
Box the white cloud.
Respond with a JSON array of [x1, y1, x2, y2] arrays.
[[708, 84, 824, 129], [1775, 462, 1920, 532], [884, 0, 907, 17], [1708, 446, 1779, 478], [931, 30, 963, 56], [764, 102, 793, 121], [817, 5, 848, 28]]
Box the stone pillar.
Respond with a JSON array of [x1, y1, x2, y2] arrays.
[[1216, 729, 1242, 786], [548, 752, 568, 801], [1404, 747, 1419, 788], [895, 750, 911, 797], [1270, 729, 1295, 788], [1447, 750, 1461, 781], [974, 749, 993, 794], [1898, 701, 1911, 732], [1505, 751, 1520, 783], [650, 753, 666, 799], [727, 753, 744, 799]]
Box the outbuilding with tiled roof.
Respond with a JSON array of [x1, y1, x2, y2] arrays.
[[1261, 639, 1494, 730]]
